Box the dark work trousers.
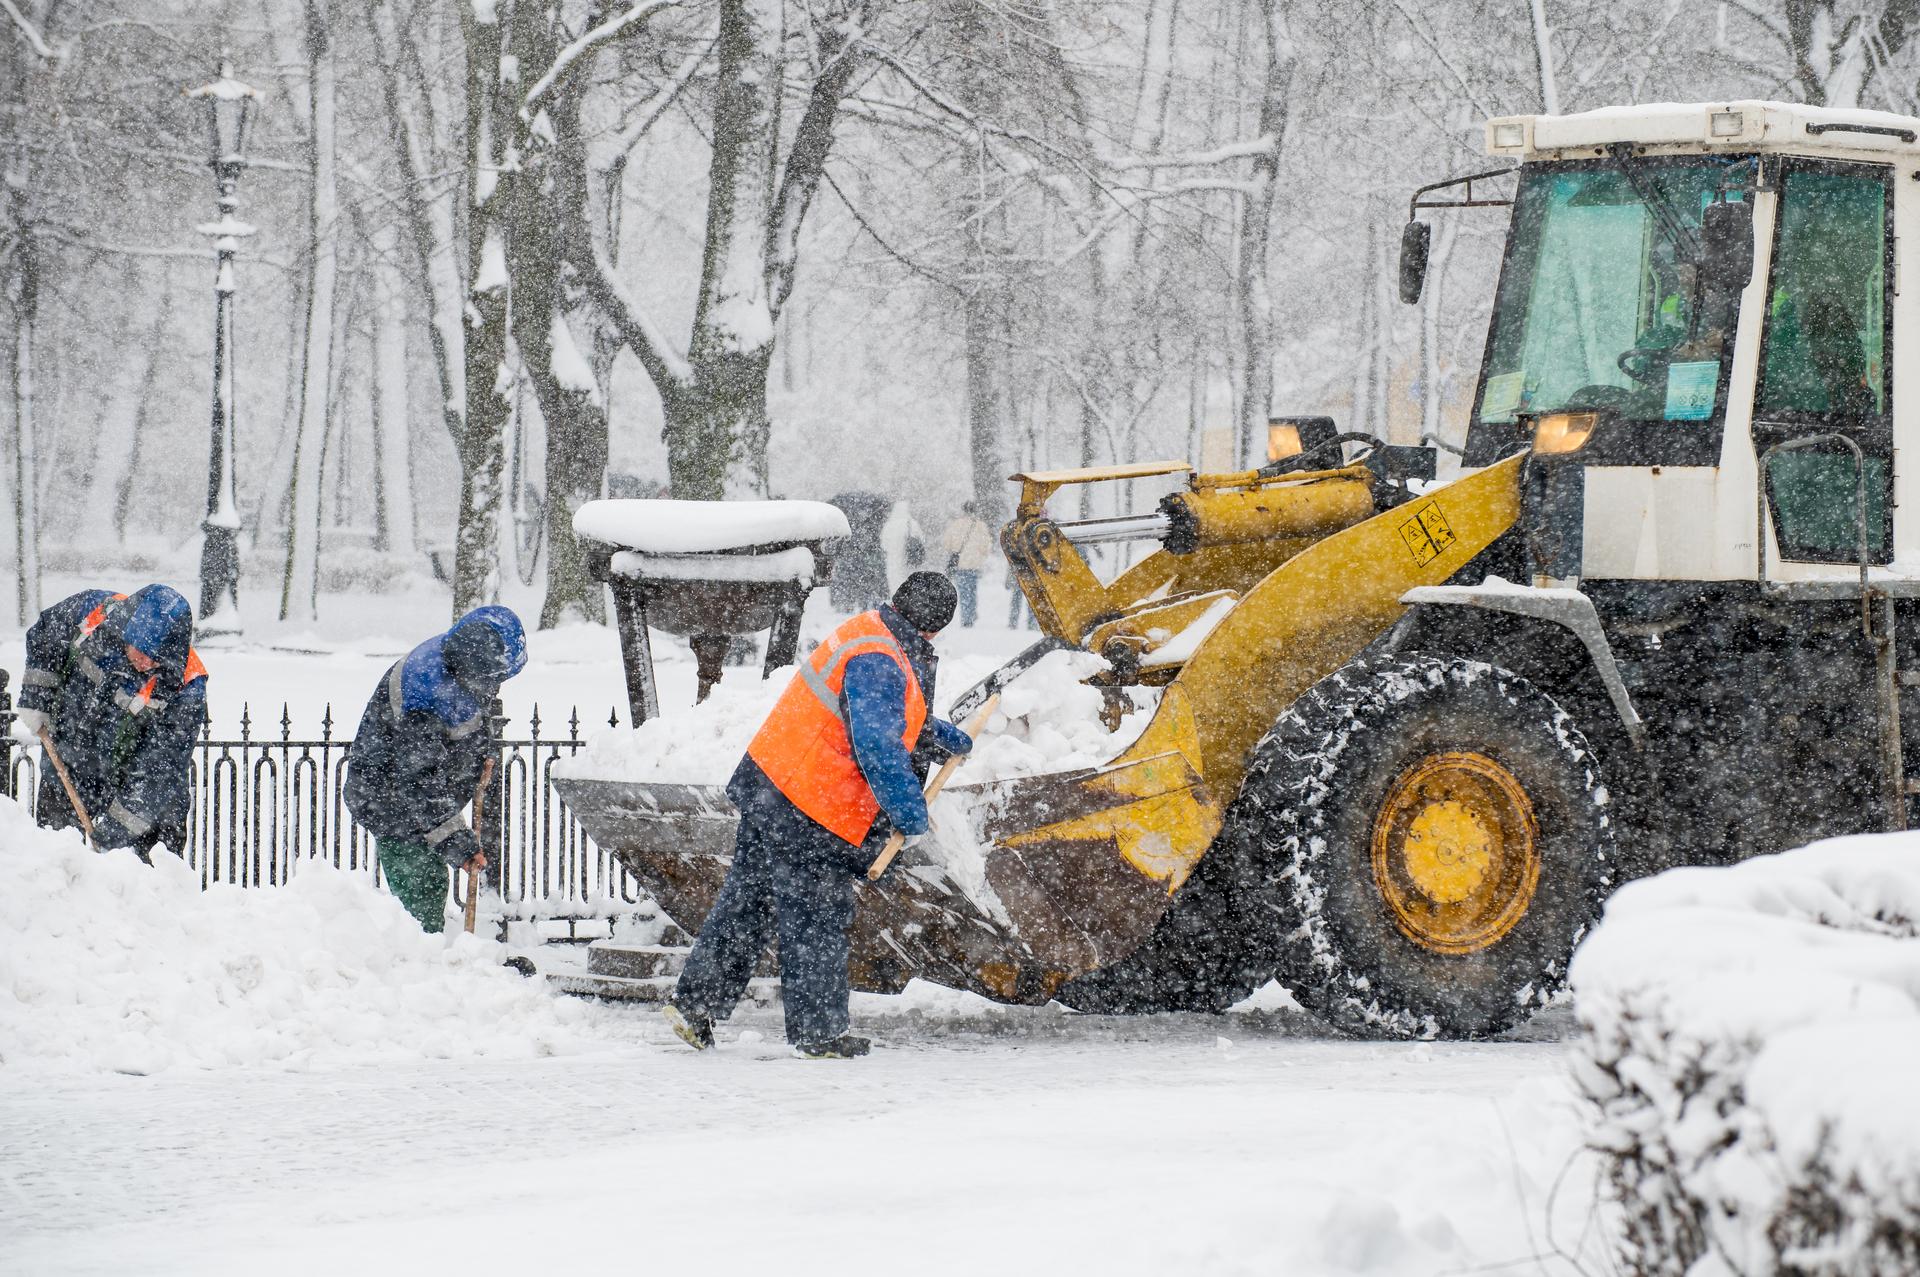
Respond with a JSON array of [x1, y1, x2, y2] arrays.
[[674, 774, 862, 1046]]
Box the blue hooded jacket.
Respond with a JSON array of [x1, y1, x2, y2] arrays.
[[344, 607, 527, 865]]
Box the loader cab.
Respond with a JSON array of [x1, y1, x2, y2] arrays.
[[1447, 102, 1911, 585]]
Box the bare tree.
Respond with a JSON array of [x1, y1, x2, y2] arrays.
[[583, 0, 871, 500], [280, 0, 339, 622]]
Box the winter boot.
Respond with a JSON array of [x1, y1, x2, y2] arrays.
[[663, 1001, 715, 1051], [793, 1034, 871, 1060]]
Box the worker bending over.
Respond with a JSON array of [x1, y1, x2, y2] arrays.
[[667, 572, 973, 1059], [16, 585, 206, 857], [345, 606, 526, 933]]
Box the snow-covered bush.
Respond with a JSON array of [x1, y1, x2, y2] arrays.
[[1570, 835, 1920, 1275], [0, 798, 593, 1073]]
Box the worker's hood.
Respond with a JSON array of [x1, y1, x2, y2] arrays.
[[111, 585, 194, 678], [442, 606, 528, 691]]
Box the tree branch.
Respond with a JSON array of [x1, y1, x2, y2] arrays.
[[576, 221, 693, 391], [606, 29, 717, 162], [1, 0, 57, 58], [524, 0, 682, 113], [765, 1, 869, 315]]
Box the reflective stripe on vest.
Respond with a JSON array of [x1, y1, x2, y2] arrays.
[[746, 611, 928, 845]]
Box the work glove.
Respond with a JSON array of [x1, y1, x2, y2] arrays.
[[90, 810, 142, 851], [436, 825, 483, 869], [12, 707, 49, 740], [924, 716, 974, 757]]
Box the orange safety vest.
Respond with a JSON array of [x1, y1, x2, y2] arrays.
[[747, 611, 927, 845], [78, 594, 207, 714]]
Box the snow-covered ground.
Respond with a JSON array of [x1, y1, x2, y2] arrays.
[[2, 1006, 1605, 1276]]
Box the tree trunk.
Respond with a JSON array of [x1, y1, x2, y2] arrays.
[[1419, 215, 1458, 448], [1370, 225, 1393, 440], [963, 286, 1004, 523], [372, 222, 416, 557], [281, 0, 338, 622], [454, 2, 513, 617], [366, 0, 468, 505], [8, 224, 40, 624], [98, 296, 171, 542], [678, 0, 784, 499], [1234, 0, 1295, 467], [502, 5, 609, 628]]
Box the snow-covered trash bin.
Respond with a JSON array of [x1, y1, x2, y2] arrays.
[[1569, 835, 1920, 1276], [572, 498, 850, 720]]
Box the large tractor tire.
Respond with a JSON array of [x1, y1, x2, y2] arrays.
[[1052, 818, 1274, 1014], [1238, 654, 1614, 1039]]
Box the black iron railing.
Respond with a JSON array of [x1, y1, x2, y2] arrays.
[[0, 669, 641, 916]]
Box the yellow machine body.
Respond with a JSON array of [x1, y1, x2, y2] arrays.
[[973, 454, 1527, 989]]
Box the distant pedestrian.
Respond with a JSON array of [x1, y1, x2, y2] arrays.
[[665, 572, 973, 1058], [345, 607, 527, 933], [940, 502, 996, 628], [16, 585, 206, 857]]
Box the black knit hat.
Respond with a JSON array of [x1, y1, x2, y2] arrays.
[[891, 571, 958, 634]]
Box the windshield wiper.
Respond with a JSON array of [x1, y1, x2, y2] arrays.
[[1606, 143, 1700, 261]]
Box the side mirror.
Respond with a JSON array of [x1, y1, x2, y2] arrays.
[[1701, 199, 1754, 292], [1398, 220, 1432, 305]]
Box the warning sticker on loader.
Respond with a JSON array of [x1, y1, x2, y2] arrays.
[[1400, 502, 1458, 567]]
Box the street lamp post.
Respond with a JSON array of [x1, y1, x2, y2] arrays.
[[186, 59, 258, 639]]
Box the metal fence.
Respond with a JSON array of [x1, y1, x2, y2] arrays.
[[0, 669, 642, 917]]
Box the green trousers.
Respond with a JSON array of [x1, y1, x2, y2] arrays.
[[378, 837, 451, 933]]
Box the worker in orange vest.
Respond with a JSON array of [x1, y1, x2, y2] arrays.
[[16, 585, 207, 857], [666, 572, 973, 1058]]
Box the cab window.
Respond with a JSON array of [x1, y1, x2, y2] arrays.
[[1756, 163, 1891, 565], [1466, 156, 1754, 467]]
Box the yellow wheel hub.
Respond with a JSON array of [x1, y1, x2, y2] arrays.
[[1370, 752, 1540, 955]]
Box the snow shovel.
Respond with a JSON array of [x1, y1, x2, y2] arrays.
[[38, 728, 96, 848], [464, 759, 495, 935], [867, 694, 1000, 881]]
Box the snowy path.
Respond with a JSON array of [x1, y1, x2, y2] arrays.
[[2, 1001, 1609, 1276]]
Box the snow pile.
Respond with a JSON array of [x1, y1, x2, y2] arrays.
[[964, 648, 1157, 781], [556, 664, 800, 784], [573, 498, 849, 554], [556, 648, 1155, 788], [1570, 834, 1920, 1275], [0, 800, 592, 1074]]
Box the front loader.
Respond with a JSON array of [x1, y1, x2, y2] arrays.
[[561, 99, 1920, 1038]]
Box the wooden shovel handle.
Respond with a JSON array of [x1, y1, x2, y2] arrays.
[[867, 694, 1000, 882], [464, 758, 494, 935], [38, 728, 96, 847]]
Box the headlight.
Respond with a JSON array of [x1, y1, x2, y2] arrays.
[[1267, 422, 1302, 461], [1532, 411, 1598, 455], [1489, 119, 1528, 150]]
